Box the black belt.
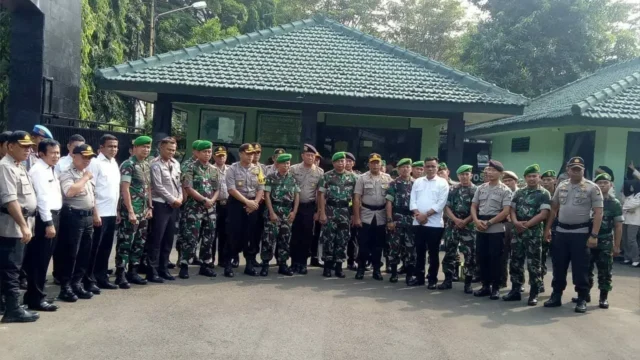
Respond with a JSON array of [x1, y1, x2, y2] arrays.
[[299, 201, 316, 208], [217, 199, 228, 206], [395, 207, 412, 216], [557, 221, 592, 230], [50, 209, 60, 216], [327, 199, 349, 207], [1, 207, 36, 218], [516, 216, 533, 222], [62, 206, 93, 217], [454, 213, 470, 219], [362, 203, 385, 211], [478, 214, 505, 222]]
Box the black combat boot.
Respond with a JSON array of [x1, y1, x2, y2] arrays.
[[527, 286, 539, 306], [244, 259, 258, 277], [167, 261, 176, 269], [463, 276, 473, 294], [572, 293, 591, 303], [298, 263, 308, 275], [452, 263, 460, 282], [291, 263, 300, 273], [389, 264, 399, 283], [127, 265, 148, 285], [179, 264, 190, 279], [490, 284, 501, 300], [72, 283, 94, 300], [334, 262, 346, 278], [599, 290, 609, 309], [224, 264, 235, 278], [97, 276, 118, 289], [84, 282, 102, 295], [575, 292, 588, 313], [372, 268, 384, 281], [199, 264, 216, 278], [58, 285, 79, 302], [158, 270, 175, 281], [115, 268, 130, 289], [231, 256, 240, 268], [311, 257, 322, 267], [406, 266, 419, 286], [347, 260, 357, 271], [473, 284, 491, 297], [437, 275, 453, 290], [543, 291, 563, 307], [323, 261, 333, 277], [385, 258, 392, 274], [146, 267, 164, 283], [502, 284, 522, 301], [1, 295, 39, 323], [278, 264, 294, 276], [260, 263, 269, 277]]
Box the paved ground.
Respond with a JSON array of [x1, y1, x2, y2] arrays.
[[1, 256, 639, 360]]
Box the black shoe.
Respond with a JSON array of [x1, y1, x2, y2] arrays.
[[251, 259, 261, 268], [528, 289, 539, 306], [473, 285, 491, 297], [571, 293, 591, 303], [84, 283, 102, 295], [191, 257, 203, 266], [372, 269, 384, 281], [427, 281, 437, 290], [544, 292, 563, 307], [291, 263, 300, 273], [502, 285, 522, 301], [167, 262, 176, 269], [490, 285, 500, 300], [58, 287, 79, 303], [311, 257, 322, 267], [278, 264, 294, 276], [463, 278, 473, 294], [385, 264, 392, 274], [96, 279, 118, 290], [199, 265, 216, 278], [260, 264, 269, 277], [127, 266, 148, 285], [334, 262, 346, 278], [355, 269, 365, 280], [158, 271, 175, 281], [539, 285, 546, 294], [179, 264, 190, 279], [575, 299, 587, 313], [389, 264, 398, 283], [599, 290, 609, 309], [1, 297, 39, 323], [347, 262, 358, 271], [72, 284, 93, 300], [146, 273, 165, 283], [231, 258, 240, 268], [224, 265, 235, 278], [115, 269, 130, 289], [323, 261, 332, 277], [437, 278, 453, 290], [405, 266, 415, 286], [244, 264, 258, 277], [27, 301, 58, 312]]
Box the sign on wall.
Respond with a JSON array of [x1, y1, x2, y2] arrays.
[[257, 112, 301, 147]]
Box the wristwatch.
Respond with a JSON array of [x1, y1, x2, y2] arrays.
[[590, 233, 598, 238], [486, 220, 493, 226]]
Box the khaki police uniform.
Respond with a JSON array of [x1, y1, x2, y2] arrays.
[[290, 161, 324, 267]]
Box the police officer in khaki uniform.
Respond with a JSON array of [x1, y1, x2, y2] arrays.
[[353, 153, 393, 281], [544, 157, 604, 313], [345, 152, 360, 270], [0, 131, 38, 323], [213, 146, 231, 267]]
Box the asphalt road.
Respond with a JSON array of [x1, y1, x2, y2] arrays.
[[1, 257, 639, 360]]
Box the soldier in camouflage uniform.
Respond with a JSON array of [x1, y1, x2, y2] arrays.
[[260, 153, 300, 277], [570, 173, 622, 309], [318, 152, 357, 278], [503, 164, 551, 306], [385, 158, 415, 284], [540, 169, 557, 293], [176, 140, 200, 262], [411, 161, 424, 180], [116, 136, 153, 288], [178, 140, 219, 279], [439, 165, 477, 293]]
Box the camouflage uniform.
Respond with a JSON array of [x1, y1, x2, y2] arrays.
[[179, 160, 219, 265], [176, 157, 196, 255], [509, 186, 551, 289], [589, 196, 623, 292], [442, 184, 477, 278], [261, 171, 300, 263], [319, 170, 357, 263], [117, 156, 151, 268], [385, 177, 415, 266]]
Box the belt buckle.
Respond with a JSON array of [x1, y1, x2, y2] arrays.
[[219, 200, 227, 206]]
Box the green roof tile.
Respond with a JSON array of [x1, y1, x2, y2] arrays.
[[467, 58, 640, 134], [96, 15, 526, 107]]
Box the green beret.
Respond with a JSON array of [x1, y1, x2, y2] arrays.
[[412, 161, 424, 167], [595, 173, 611, 182], [397, 158, 412, 167], [192, 140, 202, 150], [195, 140, 212, 151], [133, 136, 152, 146], [332, 152, 346, 162], [438, 162, 448, 170], [541, 170, 556, 178], [456, 164, 473, 174], [523, 164, 541, 176], [276, 153, 292, 163]]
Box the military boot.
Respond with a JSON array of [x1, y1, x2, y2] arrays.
[[473, 284, 491, 297], [599, 290, 609, 309], [575, 293, 588, 313], [224, 264, 235, 278], [323, 261, 333, 277], [543, 291, 563, 307], [463, 276, 473, 294], [298, 263, 308, 275], [527, 286, 539, 306], [199, 264, 216, 278], [244, 259, 258, 277], [71, 283, 94, 300], [355, 260, 365, 280], [372, 268, 384, 281], [179, 264, 190, 279], [127, 265, 148, 285], [490, 284, 501, 300], [571, 293, 591, 303], [437, 275, 453, 290], [389, 264, 399, 283], [334, 262, 346, 278], [260, 263, 269, 277], [278, 264, 294, 276], [1, 295, 39, 323], [452, 264, 460, 282], [406, 266, 420, 287], [115, 268, 130, 289], [502, 284, 522, 301], [290, 263, 300, 273]]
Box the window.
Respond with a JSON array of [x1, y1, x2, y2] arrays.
[[256, 112, 301, 147], [511, 137, 530, 153], [199, 110, 245, 145]]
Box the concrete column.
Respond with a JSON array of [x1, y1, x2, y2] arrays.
[[152, 96, 172, 144], [446, 114, 465, 173], [301, 107, 318, 149]]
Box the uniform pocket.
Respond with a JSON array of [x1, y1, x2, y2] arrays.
[[19, 175, 32, 195]]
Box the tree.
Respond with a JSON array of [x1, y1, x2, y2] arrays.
[[462, 0, 640, 97], [0, 9, 10, 130], [274, 0, 384, 34]]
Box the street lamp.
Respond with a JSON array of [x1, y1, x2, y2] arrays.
[[149, 1, 207, 56]]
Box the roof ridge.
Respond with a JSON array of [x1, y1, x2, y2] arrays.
[[571, 71, 640, 115], [96, 18, 319, 80], [319, 17, 529, 105]]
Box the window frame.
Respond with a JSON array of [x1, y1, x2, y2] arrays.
[[198, 109, 246, 146]]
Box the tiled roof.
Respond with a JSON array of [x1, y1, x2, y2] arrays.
[[96, 15, 527, 107], [467, 58, 640, 133]]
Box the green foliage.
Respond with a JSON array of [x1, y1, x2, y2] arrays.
[[0, 9, 10, 130]]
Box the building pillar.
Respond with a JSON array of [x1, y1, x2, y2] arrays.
[[446, 113, 464, 173], [152, 96, 172, 144], [301, 107, 318, 149]]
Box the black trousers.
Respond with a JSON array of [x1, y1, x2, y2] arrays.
[[291, 202, 315, 265], [551, 232, 590, 294], [414, 226, 444, 283], [358, 217, 385, 268], [92, 216, 117, 283], [224, 197, 259, 263], [311, 220, 321, 259], [23, 212, 59, 306], [476, 232, 504, 287], [215, 201, 228, 264], [250, 202, 266, 257], [501, 225, 512, 285], [149, 202, 178, 273], [0, 236, 24, 300], [56, 208, 94, 287], [348, 225, 358, 263]]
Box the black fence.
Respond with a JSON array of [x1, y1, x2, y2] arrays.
[[41, 114, 143, 164]]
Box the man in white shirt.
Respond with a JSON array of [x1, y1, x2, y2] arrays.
[[409, 157, 449, 288], [22, 139, 62, 312], [85, 134, 121, 291], [54, 134, 85, 176]]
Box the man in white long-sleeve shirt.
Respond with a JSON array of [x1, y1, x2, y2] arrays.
[[409, 157, 449, 288], [23, 139, 62, 312]]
